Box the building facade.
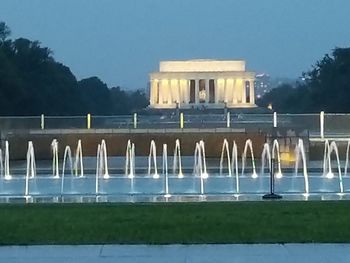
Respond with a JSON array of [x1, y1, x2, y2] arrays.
[[149, 59, 256, 109]]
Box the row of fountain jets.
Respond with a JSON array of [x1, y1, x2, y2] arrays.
[[0, 138, 349, 195]]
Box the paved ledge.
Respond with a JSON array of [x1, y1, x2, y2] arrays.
[[6, 128, 247, 135], [0, 244, 349, 263]]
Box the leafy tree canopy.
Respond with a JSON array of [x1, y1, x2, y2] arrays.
[[0, 22, 149, 116], [258, 47, 350, 113]]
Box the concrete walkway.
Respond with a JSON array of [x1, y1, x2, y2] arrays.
[[0, 244, 349, 263]]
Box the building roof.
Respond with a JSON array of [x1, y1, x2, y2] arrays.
[[159, 60, 246, 73]]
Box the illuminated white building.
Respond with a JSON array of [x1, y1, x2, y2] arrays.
[[149, 59, 256, 109]]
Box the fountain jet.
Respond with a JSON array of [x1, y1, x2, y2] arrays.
[[294, 138, 309, 194], [74, 140, 84, 177], [25, 141, 36, 196], [323, 140, 343, 193], [345, 140, 350, 176], [241, 139, 257, 178], [148, 140, 159, 179], [51, 139, 59, 178], [193, 140, 208, 179], [96, 139, 109, 179], [193, 140, 207, 195], [261, 140, 282, 178], [261, 143, 271, 175], [173, 139, 183, 178], [162, 144, 171, 198], [272, 139, 283, 178], [125, 140, 135, 178], [231, 141, 239, 193], [0, 149, 3, 179], [61, 146, 73, 195], [219, 139, 231, 176], [4, 141, 11, 180]]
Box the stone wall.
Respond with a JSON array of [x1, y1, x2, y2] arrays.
[[2, 129, 266, 160]]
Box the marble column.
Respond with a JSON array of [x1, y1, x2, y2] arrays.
[[195, 79, 199, 104], [232, 79, 238, 104], [186, 80, 190, 104], [214, 79, 219, 104], [171, 79, 180, 104], [205, 79, 210, 104], [240, 79, 247, 104], [157, 83, 160, 105], [224, 79, 228, 103], [150, 79, 158, 106], [159, 79, 164, 104], [149, 80, 154, 105], [218, 79, 225, 103], [168, 79, 172, 104], [249, 79, 255, 104], [177, 79, 181, 106], [226, 79, 233, 104]]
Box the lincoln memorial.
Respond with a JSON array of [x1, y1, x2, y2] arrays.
[[149, 59, 256, 109]]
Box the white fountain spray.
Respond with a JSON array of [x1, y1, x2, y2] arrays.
[[95, 144, 101, 195], [62, 146, 73, 177], [261, 140, 283, 178], [320, 111, 324, 139], [199, 140, 208, 179], [272, 139, 283, 178], [193, 140, 208, 178], [25, 141, 36, 196], [260, 143, 271, 175], [322, 140, 331, 177], [294, 138, 309, 194], [162, 144, 171, 198], [97, 139, 109, 179], [74, 140, 84, 177], [4, 141, 11, 180], [26, 141, 36, 179], [51, 139, 59, 179], [193, 143, 202, 176], [231, 141, 239, 193], [193, 140, 208, 195], [0, 149, 3, 178], [95, 140, 110, 196], [148, 140, 159, 179], [219, 139, 231, 176], [173, 139, 183, 178], [241, 139, 257, 178], [345, 140, 350, 176], [323, 141, 343, 193], [61, 146, 73, 195], [125, 139, 135, 178]]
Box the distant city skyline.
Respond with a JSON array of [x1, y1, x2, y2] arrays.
[[1, 0, 350, 90]]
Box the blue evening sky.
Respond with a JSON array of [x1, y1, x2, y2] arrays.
[[1, 0, 349, 90]]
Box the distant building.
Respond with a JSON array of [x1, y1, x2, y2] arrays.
[[149, 59, 256, 109], [255, 73, 271, 99]]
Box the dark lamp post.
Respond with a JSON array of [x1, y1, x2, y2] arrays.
[[263, 127, 282, 200]]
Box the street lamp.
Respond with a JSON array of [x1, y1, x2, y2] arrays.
[[263, 126, 282, 199]]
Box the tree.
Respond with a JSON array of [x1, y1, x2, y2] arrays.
[[0, 22, 11, 43], [78, 77, 113, 115], [0, 21, 149, 116], [259, 47, 350, 113], [110, 86, 130, 114], [128, 89, 149, 112]]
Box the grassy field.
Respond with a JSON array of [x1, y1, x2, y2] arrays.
[[1, 201, 350, 245]]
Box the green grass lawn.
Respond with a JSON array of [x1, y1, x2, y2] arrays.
[[1, 201, 350, 245]]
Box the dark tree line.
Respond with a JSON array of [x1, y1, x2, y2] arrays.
[[0, 22, 148, 116], [258, 47, 350, 113]]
